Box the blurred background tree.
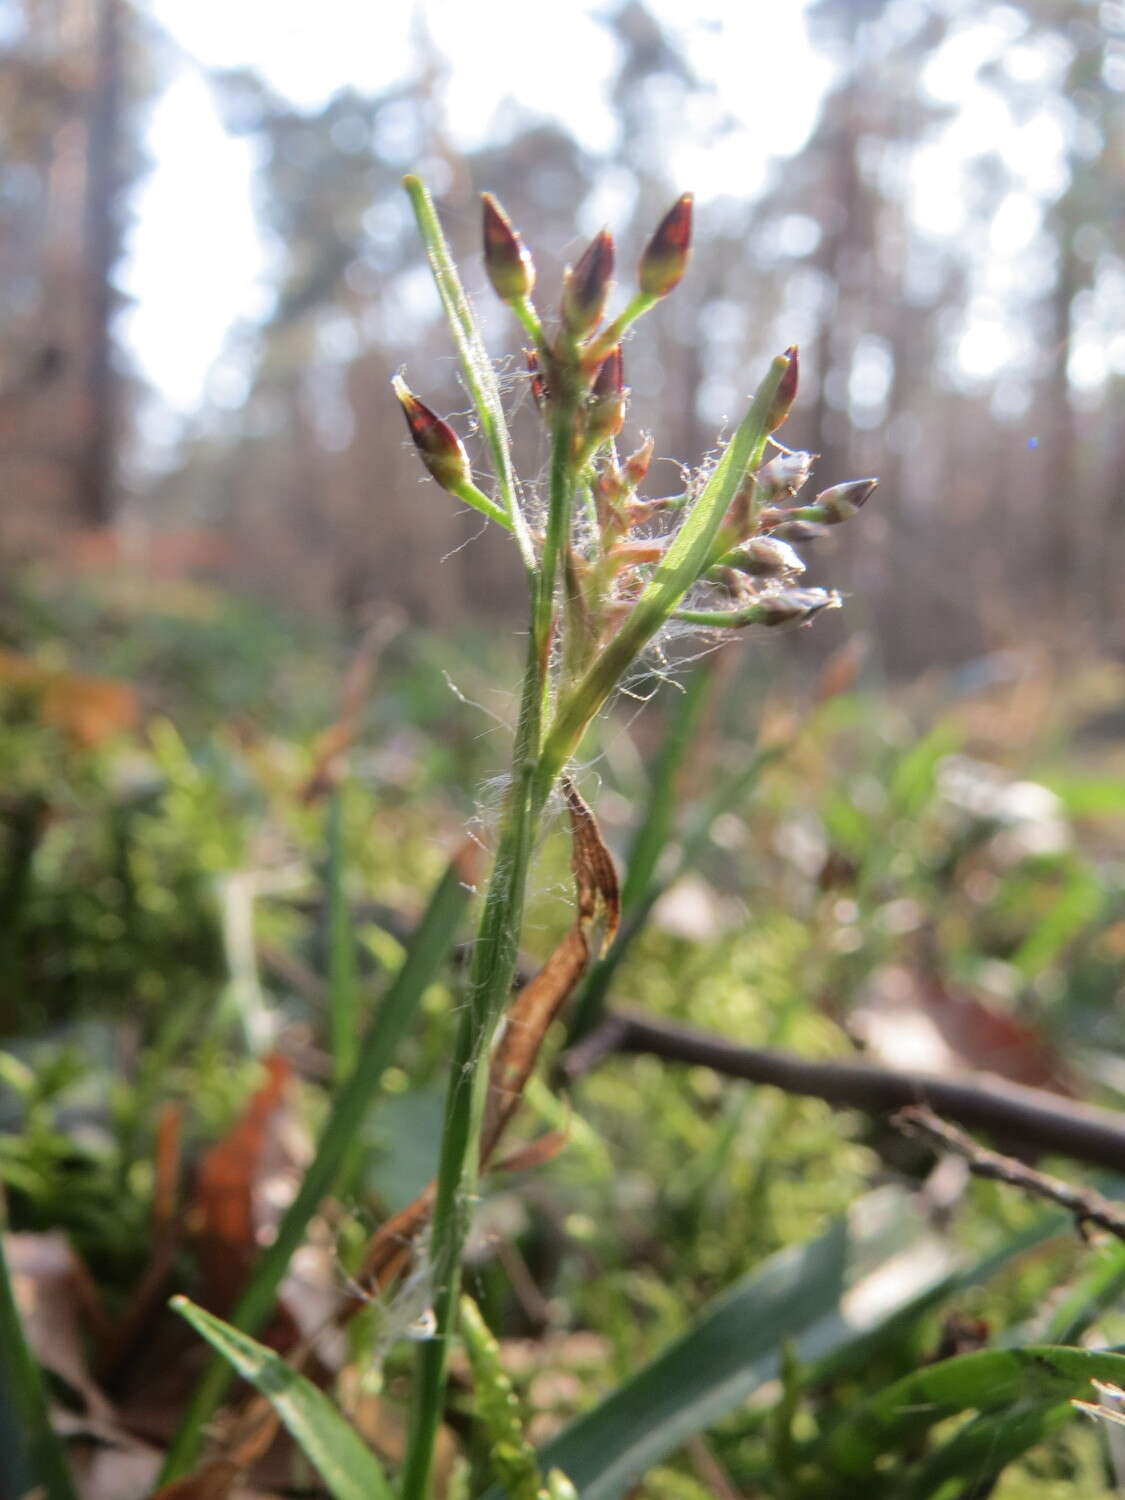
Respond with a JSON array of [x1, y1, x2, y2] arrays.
[[0, 0, 1122, 669]]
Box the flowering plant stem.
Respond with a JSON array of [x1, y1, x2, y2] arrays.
[[393, 177, 865, 1498]]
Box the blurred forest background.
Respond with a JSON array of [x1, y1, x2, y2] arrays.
[[2, 0, 1122, 669], [5, 4, 1125, 1495]]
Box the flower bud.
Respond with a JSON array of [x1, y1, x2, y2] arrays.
[[481, 193, 535, 302], [587, 346, 627, 443], [754, 448, 814, 502], [811, 478, 878, 524], [392, 375, 471, 493], [638, 193, 693, 299], [766, 345, 799, 433], [622, 435, 654, 489], [720, 536, 806, 579], [754, 587, 838, 626], [764, 517, 831, 543], [561, 229, 615, 337]]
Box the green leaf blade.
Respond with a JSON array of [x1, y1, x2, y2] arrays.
[[501, 1188, 958, 1500], [171, 1297, 393, 1500]]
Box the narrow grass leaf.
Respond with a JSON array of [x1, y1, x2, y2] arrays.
[[820, 1344, 1125, 1481], [1046, 1239, 1125, 1345], [171, 1297, 393, 1500], [0, 1228, 79, 1500], [501, 1188, 955, 1500], [160, 849, 475, 1481], [901, 1401, 1075, 1500], [327, 788, 358, 1081]]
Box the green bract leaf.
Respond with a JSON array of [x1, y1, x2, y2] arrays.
[[539, 355, 789, 788], [171, 1297, 393, 1500]]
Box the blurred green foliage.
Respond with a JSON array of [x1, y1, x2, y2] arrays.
[[1, 566, 1124, 1496]]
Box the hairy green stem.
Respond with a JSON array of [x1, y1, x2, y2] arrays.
[[400, 625, 546, 1500], [586, 291, 656, 363], [535, 390, 580, 675]]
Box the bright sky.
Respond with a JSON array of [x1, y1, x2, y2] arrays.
[[119, 0, 832, 411], [119, 1, 1123, 421]]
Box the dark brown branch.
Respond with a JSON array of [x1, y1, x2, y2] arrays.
[[561, 1009, 1125, 1175], [894, 1106, 1125, 1242]]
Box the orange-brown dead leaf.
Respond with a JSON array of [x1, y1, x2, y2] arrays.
[[492, 1130, 570, 1174], [146, 1458, 243, 1500], [481, 779, 617, 1163], [191, 1054, 292, 1313], [0, 648, 138, 748], [814, 633, 868, 702]]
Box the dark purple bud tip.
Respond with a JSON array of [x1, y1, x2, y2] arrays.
[[592, 345, 624, 398], [482, 193, 535, 302], [638, 192, 693, 299], [392, 375, 471, 493], [588, 346, 627, 443], [562, 229, 615, 335], [767, 346, 799, 433]]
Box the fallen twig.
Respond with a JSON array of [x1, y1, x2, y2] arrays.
[[894, 1106, 1125, 1243], [561, 1008, 1125, 1175]]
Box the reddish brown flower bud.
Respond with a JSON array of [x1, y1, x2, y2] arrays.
[[561, 229, 615, 336], [524, 347, 548, 410], [766, 346, 799, 433], [587, 345, 627, 444], [638, 193, 693, 299], [622, 435, 654, 489], [481, 193, 535, 302], [592, 344, 623, 399], [393, 375, 471, 493]]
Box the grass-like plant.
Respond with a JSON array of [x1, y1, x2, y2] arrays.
[[389, 176, 876, 1498], [143, 179, 1125, 1500]]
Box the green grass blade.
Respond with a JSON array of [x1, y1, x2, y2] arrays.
[[160, 853, 473, 1481], [1045, 1239, 1125, 1345], [901, 1400, 1075, 1499], [171, 1296, 393, 1500], [498, 1188, 956, 1500], [402, 175, 536, 575], [0, 1228, 79, 1500], [820, 1344, 1125, 1482], [327, 788, 358, 1082], [620, 664, 717, 915]]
